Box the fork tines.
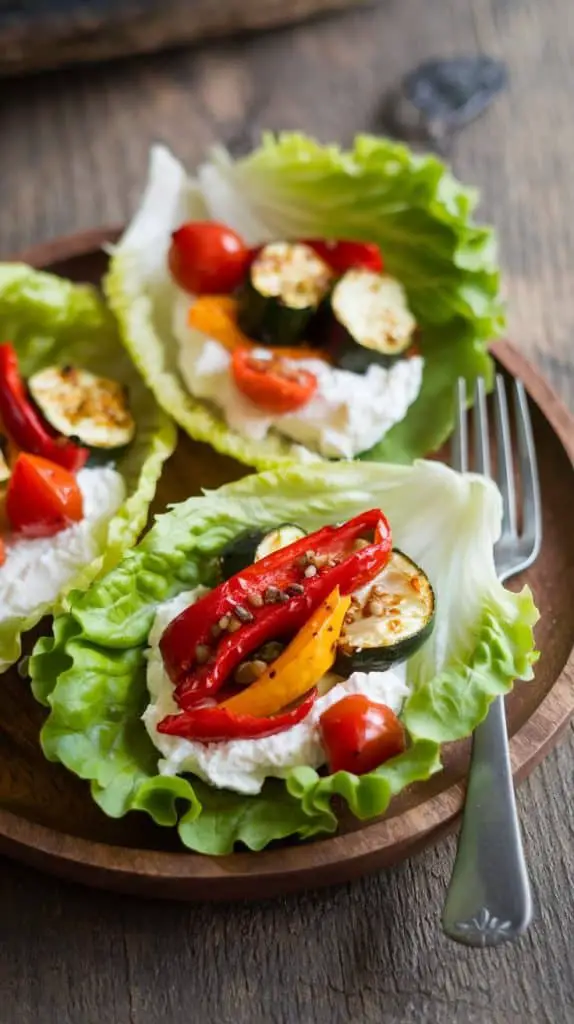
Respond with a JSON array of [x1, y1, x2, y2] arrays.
[[453, 375, 542, 581]]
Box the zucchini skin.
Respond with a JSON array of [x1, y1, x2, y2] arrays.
[[334, 615, 434, 674], [219, 528, 266, 580], [326, 319, 404, 373], [237, 278, 316, 347]]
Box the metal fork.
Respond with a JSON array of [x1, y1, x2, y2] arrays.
[[441, 374, 542, 947]]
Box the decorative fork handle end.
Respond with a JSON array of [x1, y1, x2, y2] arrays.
[[441, 696, 533, 947], [443, 904, 532, 948]]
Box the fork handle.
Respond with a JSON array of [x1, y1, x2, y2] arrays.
[[441, 695, 532, 946]]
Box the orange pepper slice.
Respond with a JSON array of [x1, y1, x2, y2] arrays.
[[188, 296, 332, 364], [188, 296, 250, 350]]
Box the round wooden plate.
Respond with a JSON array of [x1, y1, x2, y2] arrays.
[[1, 229, 573, 902]]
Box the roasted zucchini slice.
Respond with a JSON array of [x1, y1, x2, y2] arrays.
[[0, 436, 10, 484], [335, 550, 434, 673], [219, 523, 306, 580], [238, 242, 334, 346], [28, 366, 135, 450], [327, 270, 417, 372], [255, 524, 306, 560]]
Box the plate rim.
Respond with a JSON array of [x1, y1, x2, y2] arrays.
[[1, 228, 573, 901]]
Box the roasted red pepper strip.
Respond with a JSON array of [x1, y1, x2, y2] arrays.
[[157, 688, 318, 742], [303, 240, 383, 275], [0, 344, 89, 472], [160, 509, 392, 709]]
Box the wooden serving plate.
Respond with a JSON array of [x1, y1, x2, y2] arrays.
[[0, 229, 573, 901]]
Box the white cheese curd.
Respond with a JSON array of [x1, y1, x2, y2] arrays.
[[143, 588, 412, 796], [173, 294, 423, 459], [0, 467, 126, 622]]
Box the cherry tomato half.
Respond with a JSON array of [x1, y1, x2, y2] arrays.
[[319, 694, 406, 775], [6, 453, 83, 539], [168, 222, 251, 295], [231, 348, 318, 415]]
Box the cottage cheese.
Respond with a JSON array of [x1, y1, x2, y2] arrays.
[[0, 466, 125, 624], [173, 295, 423, 459], [143, 588, 411, 795]]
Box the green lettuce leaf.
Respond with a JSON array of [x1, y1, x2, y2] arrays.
[[29, 460, 537, 855], [105, 135, 504, 470], [0, 264, 176, 671]]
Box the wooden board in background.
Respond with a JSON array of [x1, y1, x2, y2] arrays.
[[0, 0, 371, 77]]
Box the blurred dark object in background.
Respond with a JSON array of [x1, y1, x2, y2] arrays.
[[383, 56, 508, 154], [0, 0, 372, 77]]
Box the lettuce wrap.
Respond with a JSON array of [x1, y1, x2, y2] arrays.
[[106, 133, 504, 469], [29, 460, 538, 855], [0, 264, 176, 670]]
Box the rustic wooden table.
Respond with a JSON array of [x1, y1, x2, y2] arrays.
[[1, 1, 573, 1021]]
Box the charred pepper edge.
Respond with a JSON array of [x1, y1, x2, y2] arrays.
[[157, 687, 318, 741]]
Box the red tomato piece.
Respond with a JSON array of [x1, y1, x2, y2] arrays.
[[319, 694, 405, 775], [304, 239, 383, 275], [231, 348, 317, 415], [6, 453, 84, 539], [168, 222, 251, 295], [0, 536, 5, 567]]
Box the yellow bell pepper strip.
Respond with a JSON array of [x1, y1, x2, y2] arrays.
[[188, 295, 332, 363], [220, 587, 351, 718], [157, 589, 349, 742]]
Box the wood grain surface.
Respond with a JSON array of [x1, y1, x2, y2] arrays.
[[1, 0, 574, 1021]]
